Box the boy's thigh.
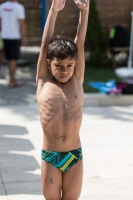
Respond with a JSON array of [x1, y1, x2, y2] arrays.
[[62, 160, 83, 200], [41, 160, 62, 200]]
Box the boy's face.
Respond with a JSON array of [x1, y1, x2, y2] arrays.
[[47, 57, 77, 83]]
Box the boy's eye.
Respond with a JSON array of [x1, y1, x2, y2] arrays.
[[56, 65, 61, 68]]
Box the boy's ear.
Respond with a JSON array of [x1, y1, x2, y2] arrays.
[[47, 59, 51, 70]]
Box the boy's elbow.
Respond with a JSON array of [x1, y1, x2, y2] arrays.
[[41, 42, 48, 49], [76, 42, 85, 48], [41, 37, 51, 47], [74, 38, 85, 47]]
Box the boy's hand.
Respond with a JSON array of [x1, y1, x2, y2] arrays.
[[74, 0, 89, 10], [51, 0, 66, 12]]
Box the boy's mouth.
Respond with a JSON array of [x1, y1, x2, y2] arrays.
[[60, 75, 68, 78]]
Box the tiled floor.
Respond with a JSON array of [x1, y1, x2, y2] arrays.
[[0, 105, 133, 200]]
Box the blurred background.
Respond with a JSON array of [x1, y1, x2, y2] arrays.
[[0, 0, 133, 94]]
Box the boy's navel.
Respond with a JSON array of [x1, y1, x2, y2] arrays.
[[61, 136, 65, 140]]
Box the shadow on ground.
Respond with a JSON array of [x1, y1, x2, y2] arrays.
[[0, 124, 42, 195], [83, 106, 133, 122]]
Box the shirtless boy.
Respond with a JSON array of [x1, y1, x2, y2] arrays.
[[36, 0, 89, 199]]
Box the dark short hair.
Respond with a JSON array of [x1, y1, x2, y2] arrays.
[[48, 37, 77, 60]]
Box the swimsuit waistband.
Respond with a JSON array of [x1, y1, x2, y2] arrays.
[[42, 147, 82, 153]]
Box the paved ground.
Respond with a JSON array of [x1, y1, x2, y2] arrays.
[[0, 66, 133, 200]]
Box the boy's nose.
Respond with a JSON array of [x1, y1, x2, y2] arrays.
[[61, 71, 67, 74], [61, 68, 67, 73]]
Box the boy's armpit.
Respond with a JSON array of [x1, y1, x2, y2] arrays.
[[36, 73, 51, 86]]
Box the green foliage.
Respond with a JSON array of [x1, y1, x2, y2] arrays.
[[83, 61, 120, 93], [85, 0, 107, 66]]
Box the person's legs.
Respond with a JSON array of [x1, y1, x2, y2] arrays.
[[0, 49, 4, 78], [8, 60, 18, 86], [41, 160, 62, 200], [3, 39, 21, 87], [62, 159, 83, 200], [0, 31, 4, 78]]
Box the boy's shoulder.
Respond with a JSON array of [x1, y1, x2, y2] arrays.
[[37, 74, 81, 89]]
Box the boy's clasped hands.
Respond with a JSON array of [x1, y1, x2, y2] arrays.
[[51, 0, 89, 12]]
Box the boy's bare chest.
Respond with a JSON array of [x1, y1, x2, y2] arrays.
[[37, 81, 84, 121]]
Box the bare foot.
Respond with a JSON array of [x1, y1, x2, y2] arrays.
[[8, 82, 22, 88]]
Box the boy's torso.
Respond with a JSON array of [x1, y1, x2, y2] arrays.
[[37, 75, 84, 152]]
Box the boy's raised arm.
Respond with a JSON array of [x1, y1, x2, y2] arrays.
[[36, 0, 66, 83], [74, 0, 90, 84]]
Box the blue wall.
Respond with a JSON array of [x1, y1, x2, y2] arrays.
[[41, 0, 47, 33]]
